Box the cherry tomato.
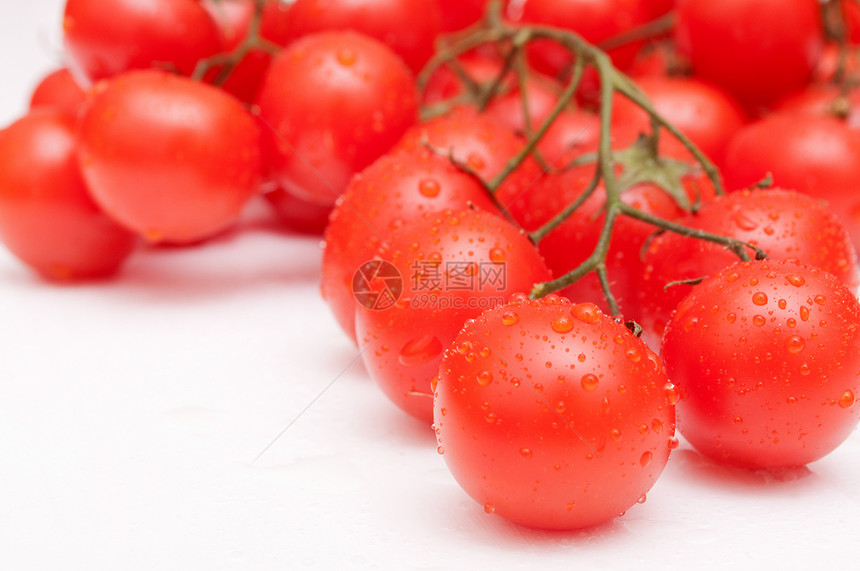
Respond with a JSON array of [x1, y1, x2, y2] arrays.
[[355, 208, 552, 422], [610, 76, 747, 168], [722, 112, 860, 251], [391, 108, 542, 220], [263, 186, 333, 235], [774, 84, 860, 130], [423, 51, 563, 135], [202, 0, 292, 104], [517, 0, 650, 77], [512, 148, 715, 315], [321, 149, 497, 343], [638, 188, 859, 346], [662, 259, 860, 469], [285, 0, 443, 73], [29, 68, 87, 117], [674, 0, 824, 109], [62, 0, 223, 85], [256, 30, 418, 206], [435, 295, 676, 529], [439, 0, 492, 31], [77, 70, 262, 244], [0, 110, 137, 280]]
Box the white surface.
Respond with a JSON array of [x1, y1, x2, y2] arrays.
[[2, 3, 860, 570]]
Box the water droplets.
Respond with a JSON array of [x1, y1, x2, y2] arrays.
[[571, 303, 601, 323], [477, 370, 493, 386], [839, 390, 855, 409], [399, 335, 443, 367], [786, 274, 806, 287], [483, 503, 495, 514], [551, 314, 575, 334], [665, 382, 680, 405], [519, 447, 533, 459], [489, 247, 507, 264], [639, 451, 653, 467], [752, 291, 768, 306], [581, 374, 599, 391], [785, 335, 805, 354], [336, 47, 357, 66], [501, 310, 519, 326], [418, 178, 440, 198]]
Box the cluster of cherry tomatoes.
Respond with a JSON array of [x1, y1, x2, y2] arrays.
[[3, 0, 860, 532]]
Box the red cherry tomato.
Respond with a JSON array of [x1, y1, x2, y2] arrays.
[[321, 149, 498, 343], [610, 76, 747, 167], [638, 188, 859, 346], [62, 0, 223, 85], [201, 0, 292, 103], [77, 70, 262, 244], [29, 68, 87, 117], [439, 0, 492, 31], [0, 110, 137, 280], [662, 259, 860, 469], [285, 0, 443, 73], [423, 51, 563, 135], [774, 84, 860, 130], [435, 295, 676, 529], [263, 187, 333, 235], [391, 108, 542, 220], [256, 31, 418, 206], [722, 112, 860, 251], [674, 0, 824, 109], [355, 208, 552, 422]]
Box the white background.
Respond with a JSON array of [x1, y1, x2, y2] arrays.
[[1, 2, 859, 570]]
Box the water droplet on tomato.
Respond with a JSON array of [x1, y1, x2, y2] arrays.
[[665, 383, 680, 405], [625, 346, 642, 363], [638, 424, 649, 435], [418, 178, 440, 198], [483, 503, 495, 514], [437, 446, 445, 455], [640, 451, 652, 467], [551, 315, 575, 334], [336, 48, 357, 66], [668, 436, 680, 450], [489, 247, 506, 264], [501, 310, 519, 326], [467, 153, 486, 171], [814, 294, 827, 305], [733, 416, 743, 424], [519, 448, 532, 459], [610, 428, 622, 441], [787, 396, 798, 406], [477, 370, 493, 386], [581, 374, 599, 391], [785, 335, 805, 354], [839, 390, 855, 409], [753, 315, 766, 327], [572, 303, 601, 323], [399, 335, 443, 367], [637, 493, 648, 504], [727, 312, 737, 323], [464, 351, 476, 363], [652, 419, 663, 434], [752, 292, 768, 306]]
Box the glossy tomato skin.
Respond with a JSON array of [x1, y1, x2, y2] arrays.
[[435, 296, 676, 530], [285, 0, 443, 73], [355, 209, 552, 422], [77, 70, 262, 244], [722, 113, 860, 251], [674, 0, 824, 109], [322, 149, 497, 344], [63, 0, 223, 85], [0, 110, 137, 280], [610, 76, 747, 168], [391, 108, 542, 221], [29, 68, 87, 117], [638, 188, 860, 346], [774, 84, 860, 130], [662, 259, 860, 469], [256, 31, 418, 206]]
